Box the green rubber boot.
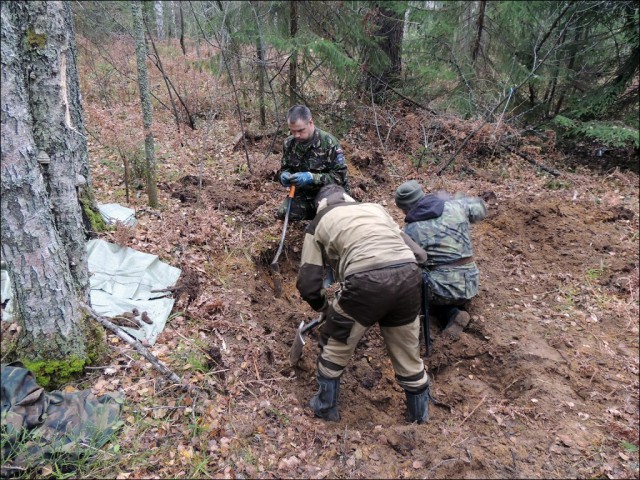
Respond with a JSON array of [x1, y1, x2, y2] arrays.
[[405, 386, 430, 424], [310, 374, 340, 421]]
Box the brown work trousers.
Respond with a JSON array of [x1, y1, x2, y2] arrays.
[[317, 262, 429, 392]]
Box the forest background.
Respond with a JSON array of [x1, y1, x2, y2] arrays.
[[1, 1, 638, 479]]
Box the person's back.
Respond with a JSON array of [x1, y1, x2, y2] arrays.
[[395, 181, 487, 336], [311, 201, 417, 281], [296, 184, 431, 424]]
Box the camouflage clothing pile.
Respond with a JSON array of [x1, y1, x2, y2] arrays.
[[278, 128, 350, 221], [1, 362, 123, 476]]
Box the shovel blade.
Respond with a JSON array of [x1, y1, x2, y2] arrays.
[[289, 315, 324, 366], [289, 321, 306, 366], [270, 262, 283, 298]]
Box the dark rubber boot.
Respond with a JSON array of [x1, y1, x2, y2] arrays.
[[405, 386, 430, 424], [443, 308, 470, 337], [310, 374, 340, 421]]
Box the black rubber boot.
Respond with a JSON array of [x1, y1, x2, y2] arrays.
[[405, 386, 430, 424], [443, 308, 470, 337], [310, 374, 340, 421]]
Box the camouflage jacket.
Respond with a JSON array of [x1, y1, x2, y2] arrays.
[[403, 193, 487, 302], [1, 362, 123, 476], [280, 128, 350, 201]]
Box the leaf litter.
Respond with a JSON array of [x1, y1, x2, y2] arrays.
[[4, 36, 637, 479]]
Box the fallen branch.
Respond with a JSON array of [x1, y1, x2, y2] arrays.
[[83, 304, 181, 383], [503, 145, 561, 176]]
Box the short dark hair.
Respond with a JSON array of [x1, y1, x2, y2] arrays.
[[287, 105, 312, 124], [314, 184, 345, 209]]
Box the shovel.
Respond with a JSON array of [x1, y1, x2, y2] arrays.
[[270, 185, 295, 297], [421, 270, 431, 357], [289, 314, 324, 366]]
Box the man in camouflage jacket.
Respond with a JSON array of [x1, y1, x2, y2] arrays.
[[395, 180, 487, 337], [296, 184, 431, 424], [277, 105, 350, 221]]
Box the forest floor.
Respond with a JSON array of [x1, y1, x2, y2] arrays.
[[74, 105, 639, 479], [3, 88, 639, 478]]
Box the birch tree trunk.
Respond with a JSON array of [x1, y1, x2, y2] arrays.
[[170, 1, 177, 40], [1, 0, 92, 385], [132, 0, 159, 208], [154, 0, 164, 40], [289, 0, 298, 107]]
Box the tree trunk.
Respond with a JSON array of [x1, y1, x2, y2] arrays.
[[179, 2, 186, 55], [362, 3, 404, 100], [170, 1, 177, 40], [289, 0, 298, 107], [256, 26, 267, 127], [131, 1, 159, 207], [377, 5, 403, 78], [471, 0, 486, 64], [154, 0, 164, 40], [1, 0, 92, 383]]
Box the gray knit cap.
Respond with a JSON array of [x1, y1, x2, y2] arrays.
[[395, 180, 425, 211]]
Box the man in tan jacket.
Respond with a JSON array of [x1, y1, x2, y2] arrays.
[[296, 184, 431, 423]]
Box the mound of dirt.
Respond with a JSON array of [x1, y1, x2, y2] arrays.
[[243, 167, 639, 479]]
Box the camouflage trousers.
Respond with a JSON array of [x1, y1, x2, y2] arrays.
[[426, 264, 479, 304], [277, 196, 316, 221]]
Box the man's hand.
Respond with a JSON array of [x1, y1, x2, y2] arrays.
[[290, 172, 314, 186], [280, 171, 292, 187]]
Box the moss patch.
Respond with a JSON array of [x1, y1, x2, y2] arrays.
[[83, 315, 109, 366], [80, 191, 108, 232], [25, 28, 46, 50], [21, 356, 85, 389]]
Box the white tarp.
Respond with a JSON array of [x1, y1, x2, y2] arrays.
[[1, 240, 181, 346], [87, 239, 181, 345], [1, 267, 15, 322], [98, 203, 137, 227]]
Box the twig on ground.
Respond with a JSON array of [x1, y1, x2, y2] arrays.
[[253, 357, 261, 381], [237, 380, 259, 399], [460, 395, 487, 427], [426, 458, 458, 475], [84, 304, 182, 383], [84, 304, 215, 397]]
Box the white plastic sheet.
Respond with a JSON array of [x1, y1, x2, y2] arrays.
[[87, 239, 181, 345], [1, 240, 181, 346], [98, 203, 137, 227], [1, 268, 15, 322]]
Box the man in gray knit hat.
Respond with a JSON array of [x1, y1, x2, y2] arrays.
[[395, 180, 487, 337]]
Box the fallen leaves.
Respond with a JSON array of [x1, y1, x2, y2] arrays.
[[19, 34, 630, 480]]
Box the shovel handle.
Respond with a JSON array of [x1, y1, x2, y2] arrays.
[[301, 314, 325, 334], [288, 184, 296, 198]]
